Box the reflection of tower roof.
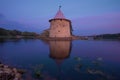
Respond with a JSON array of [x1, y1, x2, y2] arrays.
[[54, 6, 65, 19], [50, 53, 70, 59], [55, 59, 64, 66]]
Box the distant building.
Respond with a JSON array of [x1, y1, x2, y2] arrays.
[[49, 6, 72, 38]]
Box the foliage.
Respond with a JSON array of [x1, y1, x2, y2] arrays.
[[0, 27, 38, 37], [93, 33, 120, 39], [0, 28, 10, 36], [39, 29, 49, 37]]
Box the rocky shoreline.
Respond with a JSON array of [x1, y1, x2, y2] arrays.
[[0, 62, 25, 80]]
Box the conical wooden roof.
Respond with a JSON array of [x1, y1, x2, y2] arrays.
[[54, 6, 65, 19]]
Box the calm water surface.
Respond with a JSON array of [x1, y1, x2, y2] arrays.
[[0, 39, 120, 80]]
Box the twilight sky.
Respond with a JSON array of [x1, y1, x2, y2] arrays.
[[0, 0, 120, 35]]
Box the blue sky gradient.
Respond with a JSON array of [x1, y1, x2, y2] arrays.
[[0, 0, 120, 35]]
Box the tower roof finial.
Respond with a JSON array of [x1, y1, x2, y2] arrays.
[[54, 5, 65, 19], [59, 5, 61, 10]]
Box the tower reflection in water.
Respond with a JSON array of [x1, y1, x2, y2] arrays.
[[49, 41, 72, 60], [49, 40, 72, 79]]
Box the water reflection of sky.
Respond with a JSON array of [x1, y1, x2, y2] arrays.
[[0, 39, 120, 80], [72, 40, 120, 63]]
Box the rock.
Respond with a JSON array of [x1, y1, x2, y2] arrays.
[[4, 65, 8, 68], [34, 71, 43, 79], [15, 73, 21, 79], [13, 68, 18, 73], [13, 77, 19, 80], [0, 73, 14, 80], [0, 71, 3, 74], [74, 57, 81, 61], [97, 57, 103, 61], [4, 68, 12, 74], [0, 63, 24, 80], [0, 64, 4, 68], [87, 68, 105, 76], [17, 69, 26, 74]]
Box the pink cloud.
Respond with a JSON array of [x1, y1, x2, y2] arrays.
[[72, 13, 120, 29]]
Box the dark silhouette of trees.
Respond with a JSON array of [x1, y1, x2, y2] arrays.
[[94, 33, 120, 39], [0, 28, 9, 36], [0, 27, 39, 37]]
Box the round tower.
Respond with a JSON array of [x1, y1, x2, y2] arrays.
[[49, 6, 72, 38]]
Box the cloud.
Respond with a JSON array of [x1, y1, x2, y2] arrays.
[[73, 13, 120, 28], [0, 13, 5, 20], [72, 13, 120, 35], [0, 14, 26, 31], [0, 13, 45, 33]]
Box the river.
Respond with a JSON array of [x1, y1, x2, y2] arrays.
[[0, 39, 120, 80]]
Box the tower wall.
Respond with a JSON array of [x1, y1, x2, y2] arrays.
[[49, 19, 72, 38]]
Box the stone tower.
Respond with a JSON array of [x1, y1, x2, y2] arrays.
[[49, 6, 72, 38]]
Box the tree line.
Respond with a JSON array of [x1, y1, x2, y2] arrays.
[[0, 27, 39, 37], [93, 33, 120, 40]]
